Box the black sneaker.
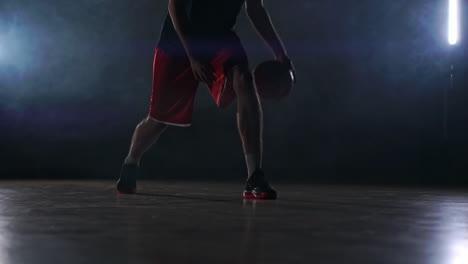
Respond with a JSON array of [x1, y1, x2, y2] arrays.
[[243, 169, 277, 199], [116, 163, 138, 194]]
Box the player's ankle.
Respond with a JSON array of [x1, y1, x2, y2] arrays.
[[245, 153, 261, 177], [124, 155, 140, 166]]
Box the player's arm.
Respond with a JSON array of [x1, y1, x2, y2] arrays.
[[168, 0, 215, 83], [246, 0, 295, 80]]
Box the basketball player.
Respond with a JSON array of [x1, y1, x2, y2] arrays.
[[117, 0, 295, 199]]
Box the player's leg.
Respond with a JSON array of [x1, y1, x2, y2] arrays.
[[231, 64, 263, 175], [117, 48, 198, 194], [230, 64, 277, 199], [117, 117, 167, 194], [125, 117, 168, 166]]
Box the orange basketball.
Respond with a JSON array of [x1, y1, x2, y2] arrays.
[[253, 60, 294, 100]]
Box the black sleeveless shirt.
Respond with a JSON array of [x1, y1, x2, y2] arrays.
[[157, 0, 246, 56]]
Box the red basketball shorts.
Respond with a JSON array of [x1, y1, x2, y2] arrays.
[[149, 38, 248, 127]]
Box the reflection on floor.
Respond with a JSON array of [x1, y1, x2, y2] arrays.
[[0, 180, 467, 264]]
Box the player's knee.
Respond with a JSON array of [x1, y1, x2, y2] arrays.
[[142, 117, 168, 133], [234, 68, 255, 97], [238, 70, 253, 86]]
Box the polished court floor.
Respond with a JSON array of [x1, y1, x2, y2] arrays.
[[0, 180, 467, 264]]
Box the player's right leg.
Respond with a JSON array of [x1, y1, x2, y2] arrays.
[[117, 117, 167, 194], [117, 47, 199, 194], [127, 117, 168, 165]]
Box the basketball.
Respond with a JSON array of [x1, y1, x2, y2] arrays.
[[253, 60, 295, 100]]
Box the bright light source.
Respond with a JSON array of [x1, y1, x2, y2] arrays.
[[450, 240, 468, 264], [448, 0, 460, 45]]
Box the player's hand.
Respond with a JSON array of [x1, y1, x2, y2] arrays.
[[189, 57, 216, 84], [277, 55, 296, 84]]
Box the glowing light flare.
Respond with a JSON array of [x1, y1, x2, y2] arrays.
[[450, 240, 468, 264], [448, 0, 460, 45]]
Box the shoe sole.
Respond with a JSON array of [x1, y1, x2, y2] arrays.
[[243, 192, 277, 200], [116, 188, 136, 194]]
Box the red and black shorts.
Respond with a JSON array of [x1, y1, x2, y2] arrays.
[[149, 35, 248, 127]]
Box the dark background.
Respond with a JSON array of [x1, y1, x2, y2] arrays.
[[1, 0, 467, 184]]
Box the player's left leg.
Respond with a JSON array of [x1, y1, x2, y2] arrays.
[[230, 65, 262, 174], [230, 64, 277, 199]]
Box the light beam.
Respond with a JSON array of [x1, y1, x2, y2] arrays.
[[448, 0, 460, 45]]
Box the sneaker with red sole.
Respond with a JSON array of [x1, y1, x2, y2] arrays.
[[243, 169, 277, 199]]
